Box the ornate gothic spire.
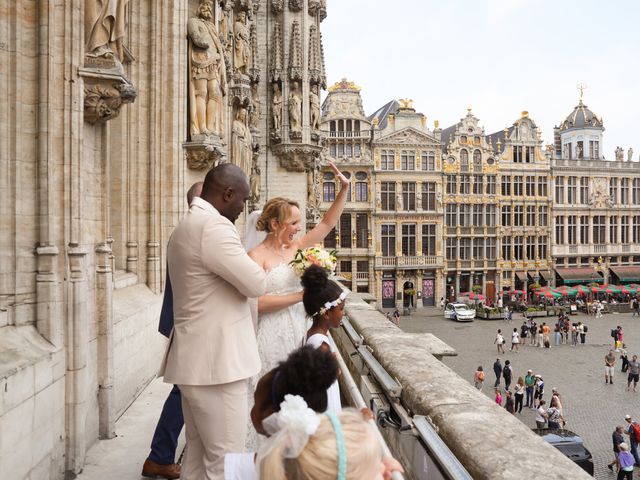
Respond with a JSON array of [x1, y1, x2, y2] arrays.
[[288, 20, 302, 80]]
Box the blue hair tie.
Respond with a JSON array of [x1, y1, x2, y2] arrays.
[[325, 411, 346, 480]]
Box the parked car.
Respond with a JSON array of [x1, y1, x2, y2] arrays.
[[533, 428, 594, 476], [444, 302, 475, 322]]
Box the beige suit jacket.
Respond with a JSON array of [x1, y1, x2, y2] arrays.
[[160, 197, 267, 385]]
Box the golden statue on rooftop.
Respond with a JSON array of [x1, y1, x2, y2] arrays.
[[398, 98, 414, 109]]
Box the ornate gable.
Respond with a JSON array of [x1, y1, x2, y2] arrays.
[[377, 127, 438, 146]]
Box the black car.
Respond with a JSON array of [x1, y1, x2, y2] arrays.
[[533, 428, 594, 476]]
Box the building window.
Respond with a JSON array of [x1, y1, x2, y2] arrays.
[[526, 206, 535, 226], [401, 224, 416, 256], [513, 145, 523, 163], [354, 144, 361, 157], [502, 175, 511, 196], [473, 205, 484, 226], [486, 175, 496, 194], [459, 238, 471, 260], [446, 238, 456, 260], [460, 149, 469, 172], [525, 176, 535, 196], [473, 238, 484, 258], [324, 227, 337, 248], [458, 204, 470, 227], [355, 172, 368, 202], [538, 206, 548, 226], [567, 176, 577, 204], [555, 176, 565, 204], [501, 205, 511, 227], [486, 237, 496, 260], [323, 172, 335, 202], [514, 236, 524, 260], [513, 176, 523, 196], [610, 216, 619, 244], [381, 182, 395, 211], [593, 215, 605, 244], [356, 260, 369, 273], [330, 144, 336, 157], [538, 176, 548, 197], [610, 178, 618, 204], [555, 216, 565, 244], [340, 213, 352, 248], [589, 140, 599, 159], [564, 142, 572, 159], [422, 182, 436, 211], [402, 182, 416, 211], [568, 215, 577, 244], [356, 213, 368, 248], [381, 224, 396, 256], [538, 236, 547, 259], [401, 150, 415, 170], [526, 146, 534, 163], [459, 175, 470, 195], [339, 261, 352, 275], [381, 149, 395, 170], [576, 140, 584, 159], [502, 236, 512, 260], [473, 175, 483, 194], [486, 205, 496, 226], [473, 150, 482, 169], [580, 177, 589, 204], [446, 204, 457, 227], [422, 224, 436, 256], [526, 236, 536, 260], [580, 216, 589, 244], [514, 205, 524, 226], [338, 144, 345, 156], [622, 216, 630, 244], [621, 178, 630, 205], [346, 144, 353, 157], [634, 216, 640, 243], [633, 179, 640, 205], [421, 151, 435, 171], [446, 175, 456, 195]]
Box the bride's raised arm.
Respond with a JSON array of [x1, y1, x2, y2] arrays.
[[296, 160, 349, 249]]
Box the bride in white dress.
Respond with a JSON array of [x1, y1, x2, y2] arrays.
[[244, 161, 348, 448]]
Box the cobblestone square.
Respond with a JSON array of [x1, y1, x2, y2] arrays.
[[400, 307, 640, 479]]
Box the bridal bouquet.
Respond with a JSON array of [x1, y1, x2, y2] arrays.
[[289, 245, 337, 277]]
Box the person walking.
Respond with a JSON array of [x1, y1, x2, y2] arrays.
[[554, 324, 562, 346], [503, 305, 510, 323], [537, 324, 544, 348], [534, 375, 545, 408], [510, 327, 520, 353], [596, 300, 603, 318], [493, 358, 503, 388], [606, 349, 617, 384], [514, 377, 525, 413], [529, 321, 537, 346], [495, 329, 505, 354], [505, 390, 515, 414], [473, 366, 485, 390], [494, 388, 503, 406], [541, 322, 551, 347], [621, 346, 630, 373], [393, 308, 400, 326], [525, 370, 535, 408], [439, 297, 445, 309], [535, 400, 548, 429], [617, 443, 635, 480], [160, 164, 268, 479], [627, 355, 640, 392], [578, 322, 587, 345], [503, 360, 513, 391], [624, 415, 640, 466], [609, 426, 626, 472], [571, 323, 578, 347]]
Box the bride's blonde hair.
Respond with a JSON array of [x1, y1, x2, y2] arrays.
[[256, 197, 299, 233], [259, 409, 381, 480]]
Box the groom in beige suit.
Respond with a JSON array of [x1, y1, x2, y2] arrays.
[[160, 164, 266, 479]]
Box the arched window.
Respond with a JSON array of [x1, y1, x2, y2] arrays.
[[473, 149, 482, 169], [355, 171, 368, 202], [460, 149, 469, 172], [323, 172, 335, 202]]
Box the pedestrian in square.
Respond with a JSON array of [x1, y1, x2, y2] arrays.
[[503, 360, 513, 391], [621, 345, 629, 373], [393, 308, 400, 326], [627, 355, 640, 392], [534, 375, 544, 407], [494, 388, 503, 406], [473, 366, 485, 390], [535, 400, 547, 429], [504, 390, 515, 415], [514, 377, 525, 413], [625, 415, 640, 465], [529, 321, 537, 346], [608, 426, 625, 472], [510, 328, 520, 353], [493, 358, 502, 388], [606, 349, 617, 384], [617, 443, 635, 480], [494, 329, 505, 354], [525, 370, 535, 408]]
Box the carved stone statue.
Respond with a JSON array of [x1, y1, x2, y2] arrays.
[[628, 148, 634, 162], [396, 192, 403, 210], [85, 0, 129, 61], [575, 143, 583, 159], [218, 1, 232, 44], [233, 11, 251, 75], [187, 0, 227, 137], [250, 156, 261, 205], [272, 83, 282, 131], [249, 83, 260, 130], [616, 146, 624, 161], [232, 107, 253, 174], [288, 81, 302, 132], [309, 84, 320, 131]]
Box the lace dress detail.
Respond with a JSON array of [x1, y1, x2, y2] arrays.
[[245, 263, 308, 451]]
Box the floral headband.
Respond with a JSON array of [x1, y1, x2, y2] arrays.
[[257, 395, 347, 480], [312, 291, 349, 317]]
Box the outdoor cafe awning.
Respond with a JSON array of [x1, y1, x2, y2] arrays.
[[609, 266, 640, 283], [514, 271, 527, 282], [555, 267, 604, 285]]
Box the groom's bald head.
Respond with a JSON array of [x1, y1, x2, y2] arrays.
[[201, 164, 250, 223]]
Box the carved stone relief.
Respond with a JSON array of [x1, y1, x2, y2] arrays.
[[288, 20, 302, 81], [231, 106, 253, 174], [84, 83, 137, 124], [309, 84, 320, 131], [288, 81, 302, 139], [271, 82, 283, 142], [85, 0, 129, 64], [288, 0, 302, 12], [233, 10, 251, 75]]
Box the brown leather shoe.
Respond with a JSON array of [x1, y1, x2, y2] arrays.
[[141, 459, 181, 479]]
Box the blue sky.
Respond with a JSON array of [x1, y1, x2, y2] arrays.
[[322, 0, 640, 158]]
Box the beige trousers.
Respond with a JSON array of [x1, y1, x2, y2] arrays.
[[179, 379, 249, 480]]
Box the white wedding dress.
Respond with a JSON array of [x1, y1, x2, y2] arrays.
[[245, 262, 308, 450]]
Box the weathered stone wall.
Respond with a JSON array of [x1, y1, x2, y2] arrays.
[[340, 296, 592, 479]]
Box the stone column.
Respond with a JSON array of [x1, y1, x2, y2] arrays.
[[455, 275, 460, 299], [482, 273, 487, 295]]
